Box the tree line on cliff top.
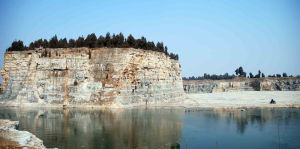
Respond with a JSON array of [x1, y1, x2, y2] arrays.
[[6, 33, 179, 60], [183, 66, 295, 80]]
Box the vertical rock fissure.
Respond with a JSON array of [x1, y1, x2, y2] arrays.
[[64, 66, 69, 106]]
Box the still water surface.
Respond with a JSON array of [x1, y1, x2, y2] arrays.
[[0, 108, 299, 149]]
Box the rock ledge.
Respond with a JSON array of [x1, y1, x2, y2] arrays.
[[0, 119, 46, 149]]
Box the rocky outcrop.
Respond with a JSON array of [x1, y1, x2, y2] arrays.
[[0, 48, 184, 107], [259, 79, 300, 91], [0, 119, 46, 148], [183, 77, 300, 93]]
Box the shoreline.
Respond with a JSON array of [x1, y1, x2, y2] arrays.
[[0, 91, 300, 110]]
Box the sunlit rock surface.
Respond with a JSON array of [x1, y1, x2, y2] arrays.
[[0, 48, 184, 107], [0, 119, 46, 149], [183, 78, 300, 94]]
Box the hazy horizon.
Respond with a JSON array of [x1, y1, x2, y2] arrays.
[[1, 0, 300, 83]]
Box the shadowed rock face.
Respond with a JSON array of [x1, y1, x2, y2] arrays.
[[0, 48, 184, 106], [183, 78, 300, 93], [0, 84, 2, 94]]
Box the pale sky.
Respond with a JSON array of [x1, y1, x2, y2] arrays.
[[1, 0, 300, 83]]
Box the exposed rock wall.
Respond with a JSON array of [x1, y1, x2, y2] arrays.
[[183, 78, 300, 93], [0, 48, 184, 106]]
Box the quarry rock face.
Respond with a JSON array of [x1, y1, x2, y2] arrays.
[[0, 48, 184, 107], [183, 78, 300, 94]]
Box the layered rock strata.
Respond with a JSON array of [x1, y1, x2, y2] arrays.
[[183, 77, 300, 94], [0, 48, 184, 106]]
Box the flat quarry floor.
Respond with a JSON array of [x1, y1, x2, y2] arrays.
[[184, 91, 300, 108]]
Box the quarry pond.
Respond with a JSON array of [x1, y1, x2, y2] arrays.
[[0, 107, 300, 149]]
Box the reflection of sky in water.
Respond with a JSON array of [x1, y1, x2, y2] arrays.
[[0, 108, 183, 149], [181, 108, 300, 149], [0, 108, 300, 149]]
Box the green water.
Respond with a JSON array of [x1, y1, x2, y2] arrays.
[[0, 108, 299, 149]]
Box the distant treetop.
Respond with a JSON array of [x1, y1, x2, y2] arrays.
[[6, 32, 179, 60], [183, 66, 295, 81]]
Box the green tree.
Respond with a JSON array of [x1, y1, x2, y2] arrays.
[[76, 36, 85, 47], [242, 72, 247, 77], [156, 42, 164, 52], [235, 66, 245, 77], [97, 35, 105, 47], [249, 72, 254, 78], [174, 54, 179, 60], [49, 35, 59, 48], [164, 46, 168, 55], [7, 40, 25, 51], [42, 39, 48, 48], [118, 32, 125, 47], [33, 39, 43, 48], [235, 69, 239, 76], [239, 67, 244, 77], [105, 32, 111, 47], [6, 32, 180, 61], [282, 72, 287, 77], [170, 52, 179, 60], [137, 36, 147, 49], [127, 34, 135, 47], [29, 42, 35, 50], [85, 33, 97, 48], [68, 39, 76, 48], [146, 41, 155, 50], [58, 38, 68, 48], [111, 34, 116, 47]]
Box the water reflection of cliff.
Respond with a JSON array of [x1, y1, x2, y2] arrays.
[[0, 108, 184, 149], [200, 108, 300, 134]]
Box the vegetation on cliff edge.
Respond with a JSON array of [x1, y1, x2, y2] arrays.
[[6, 33, 179, 60], [183, 66, 295, 80]]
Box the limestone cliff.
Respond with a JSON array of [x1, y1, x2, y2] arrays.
[[0, 48, 184, 106], [183, 77, 300, 93]]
